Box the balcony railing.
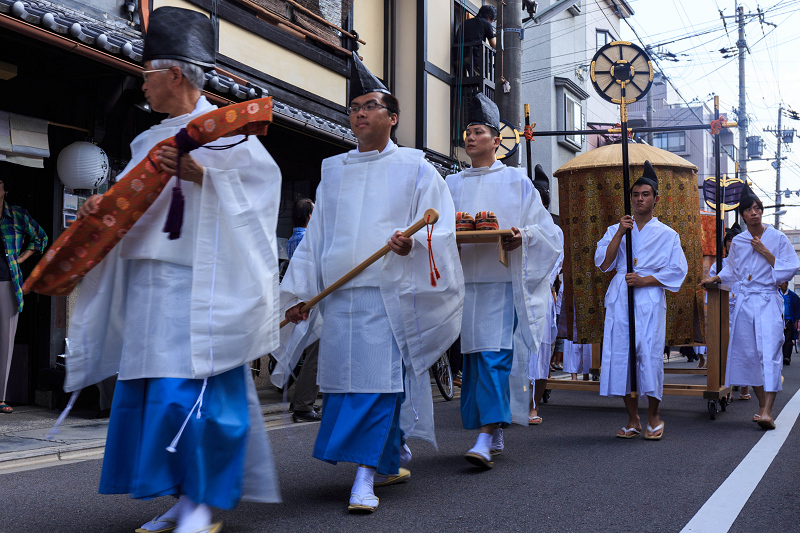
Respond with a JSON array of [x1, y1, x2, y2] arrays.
[[452, 41, 496, 145]]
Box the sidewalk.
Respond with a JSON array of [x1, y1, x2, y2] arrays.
[[0, 385, 293, 473], [0, 378, 459, 472]]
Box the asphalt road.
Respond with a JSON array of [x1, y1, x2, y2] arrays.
[[3, 360, 800, 533]]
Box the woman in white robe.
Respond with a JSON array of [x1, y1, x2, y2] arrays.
[[702, 191, 799, 429]]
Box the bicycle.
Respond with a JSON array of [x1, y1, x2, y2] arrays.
[[430, 350, 454, 401]]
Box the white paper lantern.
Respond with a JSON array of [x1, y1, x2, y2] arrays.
[[57, 142, 109, 190]]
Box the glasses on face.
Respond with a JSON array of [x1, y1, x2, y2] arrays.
[[141, 68, 172, 82], [346, 101, 387, 115]]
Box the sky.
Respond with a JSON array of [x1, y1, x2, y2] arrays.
[[616, 0, 800, 229]]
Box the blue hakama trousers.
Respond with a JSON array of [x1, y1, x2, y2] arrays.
[[99, 366, 249, 510], [460, 349, 513, 429], [313, 392, 402, 476]]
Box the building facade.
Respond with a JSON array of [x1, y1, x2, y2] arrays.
[[0, 0, 524, 406], [628, 72, 738, 210], [520, 0, 634, 216]]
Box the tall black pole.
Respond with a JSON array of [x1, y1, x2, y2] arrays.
[[524, 103, 533, 181], [620, 84, 637, 394], [714, 96, 722, 274]]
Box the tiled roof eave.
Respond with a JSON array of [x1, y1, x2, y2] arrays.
[[0, 0, 356, 143]]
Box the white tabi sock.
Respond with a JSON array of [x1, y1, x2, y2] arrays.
[[139, 495, 187, 531], [399, 443, 412, 468], [491, 428, 504, 452], [470, 432, 492, 457], [351, 466, 376, 497], [175, 497, 212, 533]]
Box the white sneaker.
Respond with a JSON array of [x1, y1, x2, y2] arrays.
[[490, 428, 504, 456]]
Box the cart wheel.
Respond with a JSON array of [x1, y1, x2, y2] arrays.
[[708, 400, 717, 420], [720, 397, 727, 412], [542, 389, 551, 404]]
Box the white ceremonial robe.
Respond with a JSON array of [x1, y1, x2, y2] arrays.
[[529, 226, 564, 381], [709, 258, 738, 326], [717, 224, 799, 391], [447, 161, 562, 424], [446, 161, 562, 355], [64, 96, 282, 503], [594, 218, 687, 400], [66, 96, 281, 387], [279, 141, 464, 394], [563, 342, 592, 374]]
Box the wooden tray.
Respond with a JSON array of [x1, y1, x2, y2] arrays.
[[455, 229, 514, 267]]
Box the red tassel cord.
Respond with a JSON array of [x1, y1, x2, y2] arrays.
[[426, 214, 441, 287]]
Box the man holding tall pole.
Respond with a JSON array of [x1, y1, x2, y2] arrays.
[[595, 162, 688, 440]]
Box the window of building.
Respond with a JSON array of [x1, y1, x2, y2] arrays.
[[653, 132, 686, 152], [793, 236, 799, 244], [555, 77, 588, 153], [722, 144, 737, 162], [596, 30, 612, 50], [565, 93, 583, 148]]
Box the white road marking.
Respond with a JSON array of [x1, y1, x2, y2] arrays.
[[680, 388, 800, 533]]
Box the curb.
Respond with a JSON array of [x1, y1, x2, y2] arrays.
[[0, 439, 106, 472]]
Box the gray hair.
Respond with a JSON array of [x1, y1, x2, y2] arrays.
[[150, 59, 206, 91]]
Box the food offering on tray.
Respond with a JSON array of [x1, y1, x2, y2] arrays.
[[474, 211, 499, 231], [456, 212, 476, 231]]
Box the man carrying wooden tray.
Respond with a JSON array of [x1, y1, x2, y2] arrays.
[[281, 53, 463, 513], [446, 93, 562, 469]]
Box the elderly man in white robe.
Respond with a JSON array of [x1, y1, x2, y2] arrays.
[[701, 184, 799, 429], [595, 161, 687, 441], [527, 164, 563, 426], [281, 53, 463, 513], [446, 94, 562, 468], [70, 8, 281, 533]]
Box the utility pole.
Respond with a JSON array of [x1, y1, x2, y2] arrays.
[[775, 104, 783, 228], [765, 105, 786, 227], [737, 4, 748, 186], [495, 0, 522, 167]]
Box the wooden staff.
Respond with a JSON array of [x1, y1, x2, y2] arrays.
[[280, 208, 440, 328]]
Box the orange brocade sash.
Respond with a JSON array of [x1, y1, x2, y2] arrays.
[[23, 97, 274, 296]]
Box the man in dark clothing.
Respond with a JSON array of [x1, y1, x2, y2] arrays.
[[287, 198, 321, 422], [457, 5, 496, 77], [778, 281, 800, 365]]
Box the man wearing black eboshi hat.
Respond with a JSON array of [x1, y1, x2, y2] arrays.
[[279, 51, 463, 513], [72, 6, 282, 532], [445, 93, 562, 468], [596, 160, 688, 441]]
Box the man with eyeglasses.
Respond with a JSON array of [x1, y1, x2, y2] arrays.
[[279, 52, 463, 513], [71, 7, 281, 532]]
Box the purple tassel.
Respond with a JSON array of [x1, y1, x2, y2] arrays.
[[162, 128, 202, 240], [163, 179, 185, 240]]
